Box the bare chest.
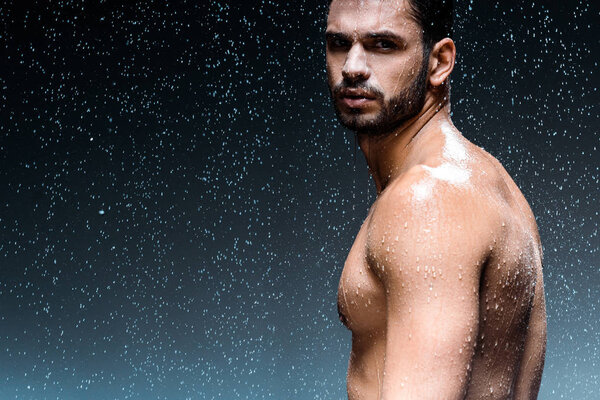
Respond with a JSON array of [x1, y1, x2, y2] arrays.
[[337, 221, 387, 334]]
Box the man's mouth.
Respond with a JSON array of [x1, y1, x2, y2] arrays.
[[341, 97, 372, 108], [339, 89, 377, 108], [340, 95, 375, 108], [341, 89, 376, 99]]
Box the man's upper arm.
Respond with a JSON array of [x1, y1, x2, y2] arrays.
[[366, 177, 494, 399]]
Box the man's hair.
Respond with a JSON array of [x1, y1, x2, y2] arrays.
[[406, 0, 453, 55]]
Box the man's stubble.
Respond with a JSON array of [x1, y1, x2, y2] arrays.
[[328, 55, 429, 137]]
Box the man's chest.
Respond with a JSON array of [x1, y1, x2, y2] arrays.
[[337, 223, 387, 333]]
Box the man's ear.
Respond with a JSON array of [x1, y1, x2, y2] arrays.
[[428, 38, 456, 87]]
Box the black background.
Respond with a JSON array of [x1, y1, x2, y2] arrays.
[[1, 0, 598, 398]]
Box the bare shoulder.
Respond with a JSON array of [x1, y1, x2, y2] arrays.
[[365, 155, 507, 277], [368, 156, 505, 235]]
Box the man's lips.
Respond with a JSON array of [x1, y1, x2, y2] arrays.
[[340, 89, 376, 99], [341, 97, 374, 108], [338, 89, 377, 108]]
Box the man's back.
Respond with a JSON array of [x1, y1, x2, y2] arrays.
[[337, 123, 546, 399]]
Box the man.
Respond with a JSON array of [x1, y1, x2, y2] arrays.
[[326, 0, 547, 399]]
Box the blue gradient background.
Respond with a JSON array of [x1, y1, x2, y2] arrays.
[[0, 0, 598, 399]]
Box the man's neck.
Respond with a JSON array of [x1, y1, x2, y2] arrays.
[[356, 98, 452, 195]]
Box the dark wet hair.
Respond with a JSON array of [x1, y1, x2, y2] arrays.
[[406, 0, 453, 55]]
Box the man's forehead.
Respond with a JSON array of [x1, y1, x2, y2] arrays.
[[327, 0, 418, 35]]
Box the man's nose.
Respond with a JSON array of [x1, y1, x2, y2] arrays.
[[342, 44, 370, 82]]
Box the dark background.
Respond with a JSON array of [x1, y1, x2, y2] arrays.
[[0, 0, 598, 399]]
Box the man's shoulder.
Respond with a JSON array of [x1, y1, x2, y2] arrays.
[[376, 159, 502, 218], [367, 161, 503, 258]]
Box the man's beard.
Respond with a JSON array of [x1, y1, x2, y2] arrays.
[[329, 61, 429, 137]]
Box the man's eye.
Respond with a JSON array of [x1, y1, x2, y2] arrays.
[[375, 40, 396, 50], [330, 39, 350, 48]]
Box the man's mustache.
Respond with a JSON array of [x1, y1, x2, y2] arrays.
[[332, 82, 384, 99]]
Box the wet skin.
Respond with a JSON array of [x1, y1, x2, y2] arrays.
[[327, 1, 547, 399]]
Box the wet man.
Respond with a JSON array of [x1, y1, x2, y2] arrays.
[[327, 0, 547, 399]]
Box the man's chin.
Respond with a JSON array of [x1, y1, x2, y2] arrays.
[[337, 108, 373, 124], [337, 112, 387, 134]]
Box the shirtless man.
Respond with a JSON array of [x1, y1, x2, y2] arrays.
[[326, 0, 547, 398]]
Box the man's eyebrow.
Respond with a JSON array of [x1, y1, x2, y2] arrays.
[[365, 30, 407, 44], [325, 30, 406, 44], [325, 31, 351, 41]]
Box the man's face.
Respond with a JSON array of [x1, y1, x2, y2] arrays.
[[326, 0, 429, 135]]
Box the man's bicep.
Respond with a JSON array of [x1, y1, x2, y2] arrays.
[[366, 184, 491, 399], [380, 265, 480, 399]]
